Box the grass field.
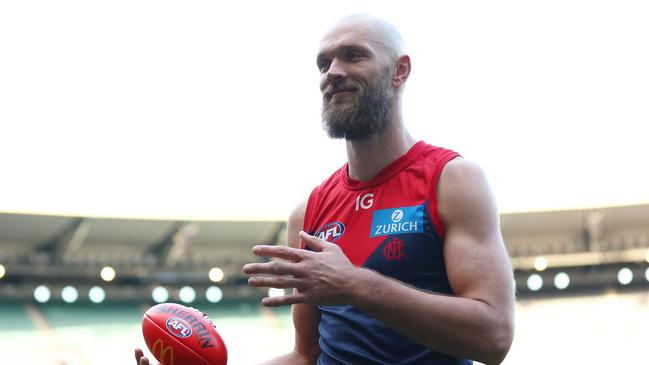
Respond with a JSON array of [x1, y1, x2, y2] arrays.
[[2, 291, 648, 364], [0, 302, 293, 365]]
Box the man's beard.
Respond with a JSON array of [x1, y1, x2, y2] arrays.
[[321, 76, 392, 141]]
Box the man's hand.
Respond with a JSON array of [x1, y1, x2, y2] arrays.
[[134, 348, 158, 365], [243, 231, 359, 307]]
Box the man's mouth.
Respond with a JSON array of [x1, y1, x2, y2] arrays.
[[325, 87, 357, 100]]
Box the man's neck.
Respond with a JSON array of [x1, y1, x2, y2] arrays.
[[345, 120, 416, 182]]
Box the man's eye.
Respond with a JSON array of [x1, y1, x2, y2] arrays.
[[348, 52, 362, 60], [318, 61, 330, 72]]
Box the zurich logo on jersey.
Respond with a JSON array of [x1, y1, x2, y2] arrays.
[[314, 222, 345, 242], [370, 205, 424, 237]]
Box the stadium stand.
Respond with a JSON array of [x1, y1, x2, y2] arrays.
[[0, 204, 648, 364]]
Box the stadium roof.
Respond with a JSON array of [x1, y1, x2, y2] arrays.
[[1, 203, 647, 301]]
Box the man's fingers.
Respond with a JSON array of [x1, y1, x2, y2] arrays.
[[251, 244, 305, 261], [261, 292, 307, 307], [136, 348, 158, 365], [243, 260, 303, 276], [248, 275, 303, 289], [137, 351, 149, 365], [299, 230, 331, 251]]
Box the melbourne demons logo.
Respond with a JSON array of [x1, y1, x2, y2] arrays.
[[383, 237, 405, 261], [166, 317, 192, 338], [314, 222, 345, 242]]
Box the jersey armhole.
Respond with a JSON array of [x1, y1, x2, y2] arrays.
[[428, 151, 461, 239], [301, 186, 321, 249]]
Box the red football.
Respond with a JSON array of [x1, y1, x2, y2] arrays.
[[142, 302, 227, 365]]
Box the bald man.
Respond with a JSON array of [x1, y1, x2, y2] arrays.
[[243, 14, 515, 364], [136, 14, 515, 365]]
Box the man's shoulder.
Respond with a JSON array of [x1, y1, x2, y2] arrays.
[[415, 141, 461, 164]]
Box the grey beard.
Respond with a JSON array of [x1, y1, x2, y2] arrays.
[[321, 83, 392, 141]]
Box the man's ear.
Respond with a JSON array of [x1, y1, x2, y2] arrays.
[[393, 55, 411, 87]]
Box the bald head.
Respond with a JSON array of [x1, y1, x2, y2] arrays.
[[322, 14, 406, 63], [317, 14, 411, 141]]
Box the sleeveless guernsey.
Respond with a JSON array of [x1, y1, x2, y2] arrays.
[[303, 141, 472, 365]]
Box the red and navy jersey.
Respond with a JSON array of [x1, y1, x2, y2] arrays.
[[303, 141, 472, 365]]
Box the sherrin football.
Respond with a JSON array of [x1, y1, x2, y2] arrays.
[[142, 302, 227, 365]]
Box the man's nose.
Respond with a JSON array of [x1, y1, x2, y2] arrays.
[[326, 59, 347, 82]]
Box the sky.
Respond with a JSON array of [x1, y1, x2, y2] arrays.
[[1, 0, 648, 220]]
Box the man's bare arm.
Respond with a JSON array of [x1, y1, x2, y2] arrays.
[[246, 159, 514, 364], [257, 199, 321, 365], [344, 158, 515, 364]]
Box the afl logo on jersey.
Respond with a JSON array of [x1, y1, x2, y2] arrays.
[[314, 222, 345, 242]]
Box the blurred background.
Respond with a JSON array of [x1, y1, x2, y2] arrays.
[[1, 1, 648, 364]]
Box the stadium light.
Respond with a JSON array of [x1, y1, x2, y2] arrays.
[[527, 274, 543, 291], [554, 272, 570, 290], [152, 286, 169, 303], [100, 266, 116, 282], [205, 286, 223, 303], [645, 267, 649, 282], [88, 286, 106, 304], [0, 264, 5, 279], [209, 267, 224, 283], [534, 257, 548, 271], [179, 286, 196, 303], [617, 268, 633, 285], [34, 285, 51, 303], [61, 286, 79, 303]]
